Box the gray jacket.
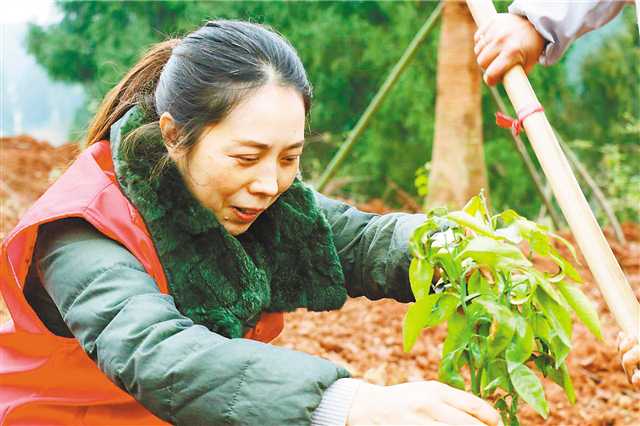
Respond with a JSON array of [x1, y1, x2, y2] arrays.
[[25, 191, 424, 425]]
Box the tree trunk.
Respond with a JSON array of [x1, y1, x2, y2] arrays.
[[427, 1, 487, 209]]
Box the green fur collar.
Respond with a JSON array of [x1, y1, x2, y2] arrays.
[[110, 107, 347, 338]]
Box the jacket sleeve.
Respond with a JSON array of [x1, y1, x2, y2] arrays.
[[34, 218, 351, 426], [508, 0, 626, 66], [314, 191, 425, 303]]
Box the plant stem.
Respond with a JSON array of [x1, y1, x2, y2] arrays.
[[475, 365, 483, 397], [509, 394, 519, 425], [465, 351, 480, 396], [460, 276, 468, 313]]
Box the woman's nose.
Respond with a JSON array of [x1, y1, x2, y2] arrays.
[[249, 164, 279, 197]]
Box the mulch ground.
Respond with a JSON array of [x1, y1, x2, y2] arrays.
[[1, 135, 638, 425]]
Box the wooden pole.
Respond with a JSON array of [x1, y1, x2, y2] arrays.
[[465, 0, 639, 337], [554, 130, 627, 245], [488, 86, 563, 229]]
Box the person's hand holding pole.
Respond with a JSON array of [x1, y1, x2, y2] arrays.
[[618, 332, 640, 387], [474, 13, 545, 85]]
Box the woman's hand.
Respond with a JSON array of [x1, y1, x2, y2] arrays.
[[617, 332, 640, 387], [347, 380, 501, 425], [474, 13, 545, 86]]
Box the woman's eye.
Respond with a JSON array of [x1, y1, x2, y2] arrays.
[[237, 156, 259, 163], [283, 155, 300, 163]]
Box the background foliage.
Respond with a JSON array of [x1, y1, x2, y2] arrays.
[[27, 1, 638, 222]]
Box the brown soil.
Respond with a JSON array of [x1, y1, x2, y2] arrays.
[[1, 135, 638, 425], [0, 135, 79, 238]]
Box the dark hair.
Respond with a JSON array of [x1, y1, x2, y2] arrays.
[[85, 20, 312, 161]]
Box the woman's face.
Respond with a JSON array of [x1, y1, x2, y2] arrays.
[[170, 84, 306, 236]]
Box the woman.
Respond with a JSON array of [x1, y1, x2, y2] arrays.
[[0, 21, 500, 425]]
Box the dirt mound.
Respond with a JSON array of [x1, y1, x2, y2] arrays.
[[0, 135, 79, 240]]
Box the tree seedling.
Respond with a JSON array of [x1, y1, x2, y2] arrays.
[[403, 192, 602, 425]]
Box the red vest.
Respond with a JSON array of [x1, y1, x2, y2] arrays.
[[0, 141, 284, 425]]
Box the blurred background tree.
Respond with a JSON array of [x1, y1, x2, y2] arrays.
[[25, 1, 638, 223], [427, 1, 486, 209]]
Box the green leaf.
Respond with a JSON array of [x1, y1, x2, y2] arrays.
[[535, 287, 572, 348], [509, 412, 521, 426], [509, 273, 535, 305], [483, 358, 509, 394], [403, 304, 423, 353], [468, 336, 485, 368], [559, 362, 576, 404], [432, 248, 459, 280], [556, 281, 603, 340], [493, 208, 521, 225], [409, 257, 433, 301], [532, 313, 570, 367], [550, 232, 581, 265], [468, 270, 498, 298], [495, 211, 551, 255], [462, 194, 490, 219], [534, 272, 571, 310], [410, 219, 440, 258], [473, 299, 516, 357], [494, 398, 510, 426], [440, 351, 466, 390], [506, 315, 535, 365], [535, 356, 576, 404], [549, 247, 583, 283], [527, 227, 552, 256], [426, 293, 459, 327], [446, 211, 496, 238], [439, 311, 471, 389], [548, 330, 571, 367], [442, 310, 471, 355], [495, 223, 523, 244], [507, 362, 549, 418], [403, 293, 459, 352], [402, 294, 441, 352], [457, 236, 531, 272]]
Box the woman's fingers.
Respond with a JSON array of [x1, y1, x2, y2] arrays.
[[483, 50, 524, 86], [441, 384, 502, 426], [473, 13, 544, 85], [474, 19, 494, 43], [475, 28, 527, 86], [427, 403, 486, 425], [474, 30, 493, 56], [617, 332, 640, 386], [476, 39, 501, 70], [618, 332, 635, 353], [621, 345, 640, 380]]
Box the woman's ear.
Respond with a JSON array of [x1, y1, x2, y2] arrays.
[[159, 112, 180, 158]]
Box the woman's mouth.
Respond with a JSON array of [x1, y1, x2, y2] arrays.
[[231, 206, 263, 223]]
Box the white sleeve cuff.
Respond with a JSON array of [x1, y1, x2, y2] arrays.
[[311, 378, 363, 426], [508, 0, 626, 66]]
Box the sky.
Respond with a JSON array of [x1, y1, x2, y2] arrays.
[[1, 0, 85, 145], [1, 0, 61, 25]]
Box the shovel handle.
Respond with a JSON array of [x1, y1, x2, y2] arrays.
[[465, 0, 639, 338]]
